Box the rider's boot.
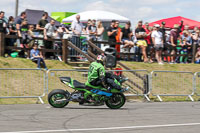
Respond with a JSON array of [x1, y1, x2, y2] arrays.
[[119, 77, 129, 83], [120, 86, 129, 92]]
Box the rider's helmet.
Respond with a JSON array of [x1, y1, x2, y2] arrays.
[[97, 54, 106, 65]]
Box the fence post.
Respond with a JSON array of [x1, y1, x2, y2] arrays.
[[192, 42, 197, 63], [62, 39, 68, 63], [0, 32, 5, 56]]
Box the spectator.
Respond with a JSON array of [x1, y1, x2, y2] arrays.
[[96, 21, 104, 48], [121, 21, 134, 49], [71, 14, 83, 36], [30, 43, 47, 70], [52, 28, 62, 61], [144, 24, 154, 63], [85, 19, 92, 35], [195, 47, 200, 64], [16, 12, 26, 32], [36, 12, 48, 48], [160, 21, 170, 63], [107, 20, 117, 48], [8, 16, 17, 36], [57, 24, 69, 39], [0, 11, 8, 23], [180, 24, 190, 35], [18, 19, 32, 45], [169, 24, 180, 64], [192, 26, 199, 35], [179, 30, 192, 63], [71, 14, 83, 61], [44, 20, 57, 40], [44, 20, 57, 46], [115, 20, 122, 55], [0, 11, 9, 34], [97, 21, 104, 40], [43, 20, 57, 58], [0, 11, 7, 33], [88, 19, 97, 40], [151, 24, 164, 65], [28, 25, 35, 47], [135, 21, 148, 62], [144, 22, 152, 45], [192, 30, 200, 45]]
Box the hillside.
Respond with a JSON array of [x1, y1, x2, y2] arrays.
[[1, 57, 199, 72]]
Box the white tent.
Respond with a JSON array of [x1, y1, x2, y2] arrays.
[[62, 10, 130, 23]]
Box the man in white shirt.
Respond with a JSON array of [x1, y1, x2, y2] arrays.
[[151, 24, 163, 65], [71, 14, 83, 36], [71, 14, 84, 61]]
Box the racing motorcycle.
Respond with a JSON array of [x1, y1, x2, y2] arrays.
[[48, 76, 128, 109]]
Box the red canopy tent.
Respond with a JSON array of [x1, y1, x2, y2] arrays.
[[149, 16, 200, 29]]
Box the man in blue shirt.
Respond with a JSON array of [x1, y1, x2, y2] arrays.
[[30, 44, 47, 69]]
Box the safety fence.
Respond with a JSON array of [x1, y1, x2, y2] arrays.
[[1, 69, 200, 103], [0, 68, 46, 103], [150, 71, 195, 102]]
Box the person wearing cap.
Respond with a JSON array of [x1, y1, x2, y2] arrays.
[[144, 22, 154, 63], [159, 21, 170, 63], [144, 22, 152, 45], [179, 30, 192, 63], [135, 21, 148, 63], [192, 29, 200, 45], [169, 24, 180, 64], [151, 24, 164, 65]]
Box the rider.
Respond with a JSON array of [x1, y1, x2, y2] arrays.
[[87, 54, 128, 91]]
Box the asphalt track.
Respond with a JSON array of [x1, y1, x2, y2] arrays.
[[0, 102, 200, 133]]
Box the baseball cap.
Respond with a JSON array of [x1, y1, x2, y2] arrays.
[[154, 24, 160, 28], [174, 24, 179, 29]]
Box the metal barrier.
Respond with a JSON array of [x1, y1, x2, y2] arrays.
[[1, 68, 200, 103], [46, 69, 150, 101], [0, 68, 46, 103], [150, 71, 195, 102], [194, 72, 200, 96]]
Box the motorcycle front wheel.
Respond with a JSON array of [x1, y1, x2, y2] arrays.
[[105, 93, 126, 109], [48, 89, 70, 108]]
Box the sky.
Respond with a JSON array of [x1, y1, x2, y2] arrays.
[[1, 0, 200, 27]]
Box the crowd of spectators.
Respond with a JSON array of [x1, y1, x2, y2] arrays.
[[1, 11, 200, 65], [106, 19, 200, 64]]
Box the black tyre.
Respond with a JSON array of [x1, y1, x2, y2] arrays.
[[105, 93, 126, 109], [48, 89, 70, 108]]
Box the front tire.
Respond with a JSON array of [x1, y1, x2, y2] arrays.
[[105, 93, 126, 109], [48, 89, 70, 108]]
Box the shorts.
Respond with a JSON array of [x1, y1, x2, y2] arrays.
[[163, 43, 169, 51], [154, 44, 163, 51], [136, 40, 147, 47], [122, 38, 131, 42], [37, 34, 44, 48]]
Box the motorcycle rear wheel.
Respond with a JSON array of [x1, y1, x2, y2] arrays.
[[105, 93, 126, 109], [48, 89, 70, 108]]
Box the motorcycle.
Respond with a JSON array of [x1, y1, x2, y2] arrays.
[[48, 76, 128, 109]]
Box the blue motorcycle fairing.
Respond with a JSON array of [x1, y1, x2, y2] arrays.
[[90, 89, 112, 97]]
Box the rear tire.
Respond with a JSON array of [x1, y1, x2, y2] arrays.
[[48, 89, 70, 108], [105, 93, 126, 109]]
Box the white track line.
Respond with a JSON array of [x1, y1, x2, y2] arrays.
[[1, 123, 200, 133]]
